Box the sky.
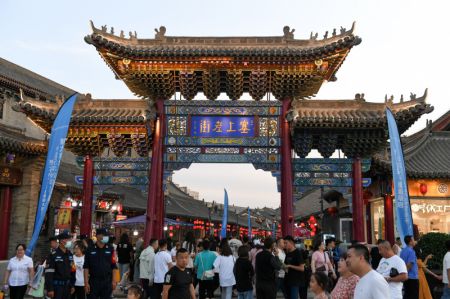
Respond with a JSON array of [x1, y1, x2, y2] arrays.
[[1, 0, 449, 208]]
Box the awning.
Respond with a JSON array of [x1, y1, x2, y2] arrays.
[[113, 215, 193, 227]]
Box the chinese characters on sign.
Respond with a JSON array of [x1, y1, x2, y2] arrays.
[[411, 203, 450, 214], [0, 165, 22, 186], [191, 116, 255, 137]]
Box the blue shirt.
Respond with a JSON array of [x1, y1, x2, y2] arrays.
[[194, 250, 217, 280], [400, 246, 418, 279]]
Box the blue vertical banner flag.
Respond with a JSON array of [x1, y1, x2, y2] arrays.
[[26, 93, 79, 256], [247, 207, 252, 239], [385, 108, 414, 245], [220, 189, 229, 239]]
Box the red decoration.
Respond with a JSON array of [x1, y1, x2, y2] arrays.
[[288, 215, 293, 223], [419, 183, 427, 196]]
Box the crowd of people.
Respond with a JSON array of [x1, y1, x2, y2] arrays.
[[2, 230, 450, 299]]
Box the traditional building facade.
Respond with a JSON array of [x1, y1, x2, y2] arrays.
[[1, 23, 435, 253], [0, 58, 75, 259], [369, 110, 450, 243]]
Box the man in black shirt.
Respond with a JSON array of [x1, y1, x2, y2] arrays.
[[162, 248, 195, 299], [45, 232, 74, 299], [283, 236, 305, 299], [255, 238, 282, 299], [83, 228, 119, 299]]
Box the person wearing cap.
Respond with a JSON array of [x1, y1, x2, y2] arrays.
[[44, 232, 75, 298], [83, 228, 119, 299]]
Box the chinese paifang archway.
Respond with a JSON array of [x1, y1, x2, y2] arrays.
[[15, 22, 433, 243]]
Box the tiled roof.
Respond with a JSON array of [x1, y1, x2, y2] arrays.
[[289, 91, 434, 158], [85, 22, 361, 61], [0, 125, 47, 156], [374, 130, 450, 179], [288, 91, 433, 132], [374, 111, 450, 179], [84, 22, 360, 100], [0, 57, 75, 102], [15, 95, 154, 128]]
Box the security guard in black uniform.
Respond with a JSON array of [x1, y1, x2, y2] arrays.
[[83, 228, 118, 299], [45, 232, 74, 298]]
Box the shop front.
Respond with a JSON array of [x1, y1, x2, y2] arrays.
[[370, 179, 450, 241]]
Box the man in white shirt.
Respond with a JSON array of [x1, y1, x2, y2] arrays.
[[346, 244, 391, 299], [140, 238, 159, 299], [154, 239, 173, 299], [275, 238, 287, 297], [442, 239, 450, 299], [376, 240, 407, 299], [392, 237, 402, 256]]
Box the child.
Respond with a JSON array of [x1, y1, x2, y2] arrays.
[[127, 284, 145, 299]]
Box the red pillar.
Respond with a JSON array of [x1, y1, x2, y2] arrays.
[[352, 158, 365, 242], [144, 100, 165, 245], [280, 99, 294, 237], [0, 186, 12, 259], [384, 193, 395, 245], [154, 100, 166, 240], [80, 155, 94, 236]]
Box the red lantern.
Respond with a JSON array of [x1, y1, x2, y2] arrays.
[[117, 203, 123, 213], [327, 207, 338, 215], [419, 183, 427, 196]]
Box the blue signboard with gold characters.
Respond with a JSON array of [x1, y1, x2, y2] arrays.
[[191, 116, 255, 137]]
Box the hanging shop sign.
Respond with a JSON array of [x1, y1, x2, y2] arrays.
[[191, 116, 255, 137], [0, 165, 22, 186], [411, 202, 450, 214], [56, 208, 72, 230]]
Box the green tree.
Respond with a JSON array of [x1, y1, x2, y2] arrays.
[[417, 232, 450, 270]]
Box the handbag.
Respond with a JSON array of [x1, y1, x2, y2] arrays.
[[200, 253, 215, 279], [389, 268, 399, 277], [27, 277, 45, 297]]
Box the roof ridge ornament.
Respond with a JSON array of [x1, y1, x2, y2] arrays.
[[354, 93, 365, 102], [283, 26, 295, 40], [155, 26, 166, 40]]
